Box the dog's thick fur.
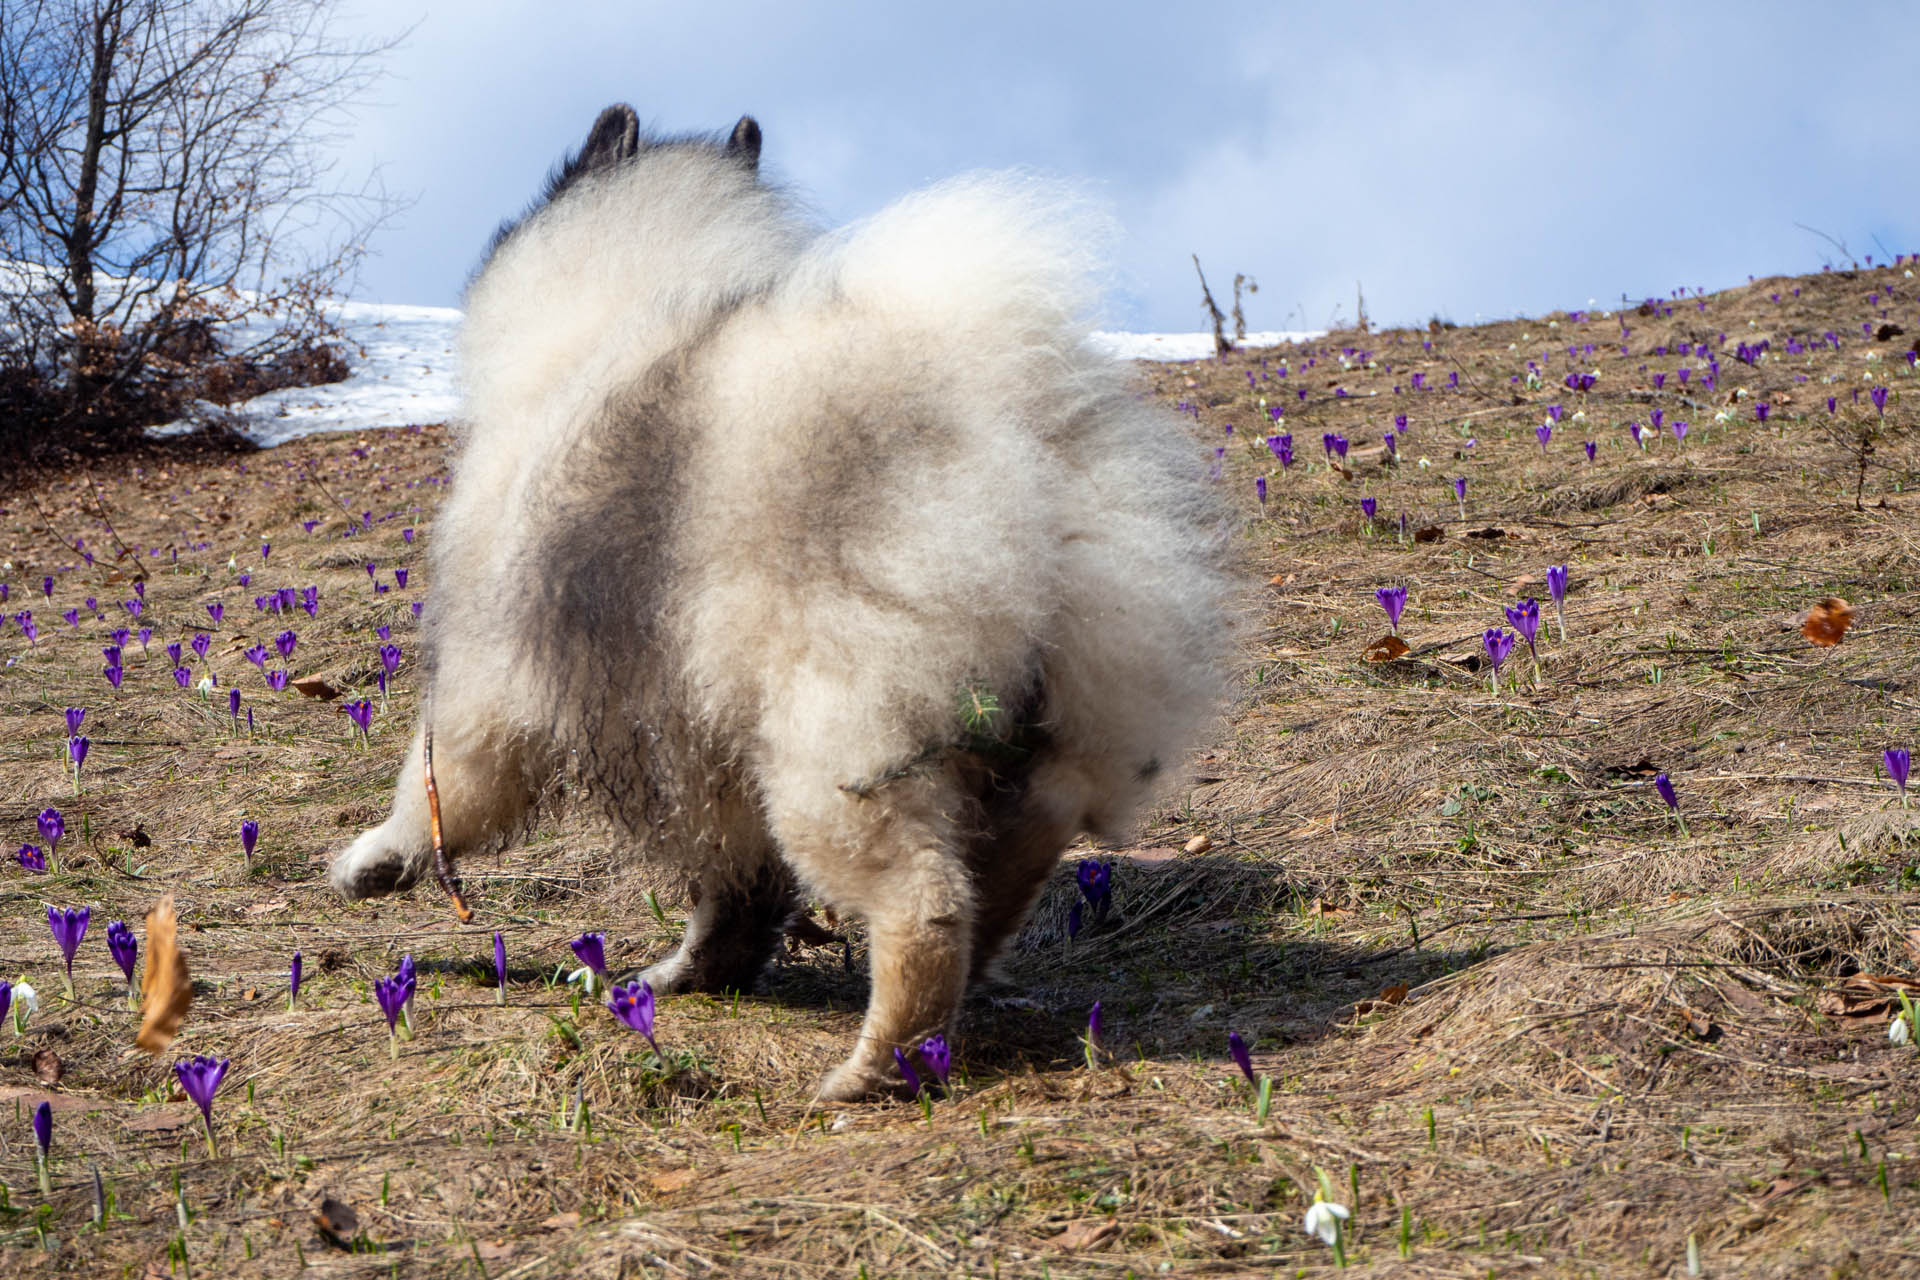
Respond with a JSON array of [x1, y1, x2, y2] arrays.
[[329, 105, 1232, 1100]]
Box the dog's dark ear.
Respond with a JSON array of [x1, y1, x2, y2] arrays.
[[579, 104, 641, 172], [726, 115, 761, 171]]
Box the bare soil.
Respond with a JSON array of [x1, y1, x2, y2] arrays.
[[0, 261, 1917, 1277]]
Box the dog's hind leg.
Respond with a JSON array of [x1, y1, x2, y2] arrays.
[[766, 772, 975, 1102], [639, 860, 796, 994], [965, 757, 1093, 984], [330, 680, 534, 900]]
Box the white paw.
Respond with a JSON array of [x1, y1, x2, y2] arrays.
[[329, 824, 426, 899]]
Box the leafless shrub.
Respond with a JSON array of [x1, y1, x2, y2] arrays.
[[0, 0, 401, 438]]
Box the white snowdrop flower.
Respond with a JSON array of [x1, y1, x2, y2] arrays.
[[566, 967, 604, 998], [196, 676, 215, 695], [1891, 1014, 1911, 1046], [226, 554, 237, 568], [13, 982, 38, 1033], [1417, 457, 1431, 469], [1571, 410, 1586, 424], [1303, 1199, 1349, 1246]]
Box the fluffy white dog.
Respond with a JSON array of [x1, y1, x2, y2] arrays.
[[329, 106, 1231, 1100]]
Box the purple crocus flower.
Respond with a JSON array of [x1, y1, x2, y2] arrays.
[[61, 608, 79, 629], [1504, 599, 1541, 659], [570, 931, 607, 980], [1536, 424, 1552, 451], [173, 666, 193, 689], [1887, 748, 1911, 806], [40, 575, 52, 598], [206, 602, 223, 625], [376, 624, 391, 642], [190, 632, 211, 660], [68, 735, 88, 770], [37, 808, 63, 857], [275, 630, 297, 661], [394, 569, 409, 589], [174, 1056, 230, 1155], [1076, 858, 1112, 910], [107, 920, 137, 986], [607, 980, 660, 1055], [1360, 497, 1377, 522], [267, 669, 290, 692], [18, 614, 35, 645], [343, 698, 373, 737], [1583, 441, 1596, 462], [17, 845, 46, 874], [1755, 403, 1770, 423], [402, 528, 415, 544], [1086, 1000, 1104, 1066], [1654, 773, 1678, 810], [167, 641, 183, 667], [920, 1033, 952, 1087], [1331, 435, 1349, 460], [138, 626, 151, 652], [374, 974, 414, 1048], [1650, 409, 1664, 433], [244, 644, 269, 668], [1254, 476, 1267, 506], [1673, 421, 1689, 444], [49, 905, 89, 992], [1547, 564, 1570, 640], [32, 1100, 50, 1164], [103, 664, 123, 691], [1871, 386, 1890, 415], [240, 819, 259, 860], [494, 931, 508, 1004], [301, 586, 319, 617], [1376, 585, 1408, 633], [1228, 1030, 1256, 1085], [63, 707, 84, 737], [1482, 628, 1515, 688], [893, 1047, 922, 1095], [289, 951, 302, 1008], [229, 688, 242, 719]]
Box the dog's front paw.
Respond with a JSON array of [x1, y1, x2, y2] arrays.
[[329, 825, 427, 900]]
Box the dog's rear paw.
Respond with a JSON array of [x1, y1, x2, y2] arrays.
[[814, 1058, 915, 1104]]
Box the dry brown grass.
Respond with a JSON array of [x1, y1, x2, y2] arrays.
[[0, 262, 1917, 1277]]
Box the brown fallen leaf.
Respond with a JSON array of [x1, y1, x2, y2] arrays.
[[245, 900, 289, 916], [314, 1196, 358, 1248], [137, 894, 192, 1055], [1803, 597, 1853, 647], [539, 1211, 583, 1231], [1413, 525, 1445, 544], [1364, 634, 1411, 662], [32, 1049, 62, 1085], [1123, 847, 1180, 869], [649, 1168, 697, 1194], [290, 677, 343, 701], [1680, 1007, 1715, 1039], [1183, 834, 1213, 855], [476, 1241, 516, 1261], [1053, 1219, 1120, 1252], [1267, 572, 1297, 587]]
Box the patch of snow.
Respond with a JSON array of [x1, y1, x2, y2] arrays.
[[156, 298, 1324, 447], [1087, 330, 1324, 362]]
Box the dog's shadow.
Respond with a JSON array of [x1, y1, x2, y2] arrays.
[[755, 853, 1486, 1072]]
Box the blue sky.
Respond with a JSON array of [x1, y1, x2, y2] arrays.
[[336, 1, 1919, 333]]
